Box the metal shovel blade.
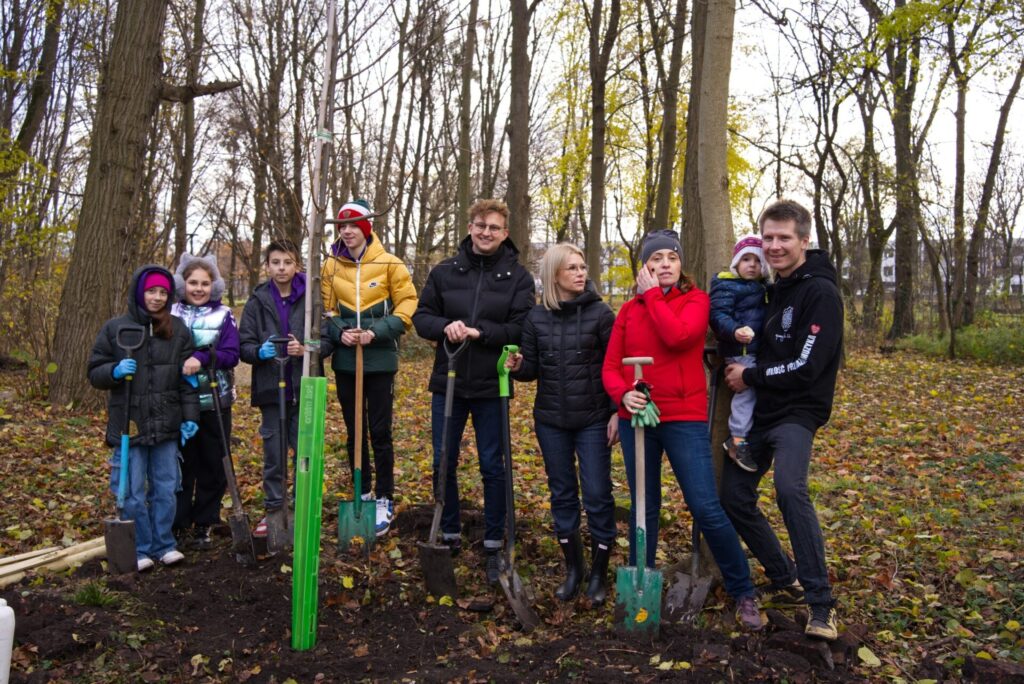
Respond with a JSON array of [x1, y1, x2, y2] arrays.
[[417, 540, 457, 598], [104, 518, 136, 574], [614, 564, 663, 637], [498, 563, 540, 632], [228, 511, 257, 565], [664, 568, 712, 623], [266, 508, 290, 554], [337, 498, 375, 553]]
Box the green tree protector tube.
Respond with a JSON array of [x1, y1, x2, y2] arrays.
[[292, 376, 327, 650]]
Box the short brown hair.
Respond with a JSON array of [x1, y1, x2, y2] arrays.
[[758, 199, 812, 239], [264, 238, 303, 269], [467, 199, 509, 226]]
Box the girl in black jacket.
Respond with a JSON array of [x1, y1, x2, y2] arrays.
[[506, 243, 617, 604], [87, 266, 200, 572]]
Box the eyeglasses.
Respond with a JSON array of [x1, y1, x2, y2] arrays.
[[471, 221, 506, 233]]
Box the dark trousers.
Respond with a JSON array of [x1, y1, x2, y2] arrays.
[[431, 394, 505, 547], [175, 408, 230, 529], [258, 401, 299, 511], [336, 372, 396, 499], [534, 420, 616, 545], [720, 422, 834, 606]]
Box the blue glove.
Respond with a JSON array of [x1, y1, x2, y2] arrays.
[[183, 374, 199, 388], [258, 339, 276, 360], [112, 358, 137, 380], [180, 421, 199, 445]]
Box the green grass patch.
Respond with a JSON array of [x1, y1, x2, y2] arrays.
[[898, 315, 1024, 364], [73, 580, 120, 608]]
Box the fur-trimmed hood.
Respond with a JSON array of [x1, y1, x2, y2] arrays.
[[174, 253, 226, 301]]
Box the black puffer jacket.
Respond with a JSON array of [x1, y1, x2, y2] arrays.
[[88, 265, 200, 448], [513, 283, 616, 430], [413, 235, 535, 399], [238, 279, 306, 407]]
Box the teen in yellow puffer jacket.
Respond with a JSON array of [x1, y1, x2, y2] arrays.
[[321, 200, 418, 537]]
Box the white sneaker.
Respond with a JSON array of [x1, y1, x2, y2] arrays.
[[159, 549, 185, 566], [374, 498, 392, 538], [137, 557, 155, 572], [360, 492, 373, 502]]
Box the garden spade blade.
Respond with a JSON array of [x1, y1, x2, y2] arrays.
[[418, 341, 466, 598], [664, 521, 712, 622], [338, 344, 376, 553], [106, 324, 145, 575], [614, 356, 662, 637], [496, 345, 539, 631]]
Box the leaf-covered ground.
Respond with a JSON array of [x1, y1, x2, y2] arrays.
[[0, 347, 1021, 681]]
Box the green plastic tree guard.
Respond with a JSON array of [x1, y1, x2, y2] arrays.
[[291, 376, 327, 650]]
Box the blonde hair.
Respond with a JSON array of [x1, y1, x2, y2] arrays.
[[541, 243, 586, 311]]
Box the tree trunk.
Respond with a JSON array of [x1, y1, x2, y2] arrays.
[[651, 0, 685, 231], [586, 0, 621, 293], [507, 0, 531, 263], [455, 0, 478, 240], [171, 0, 205, 265], [50, 0, 171, 407], [681, 0, 705, 281], [695, 0, 734, 289]]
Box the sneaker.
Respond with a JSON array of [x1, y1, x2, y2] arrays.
[[253, 517, 268, 538], [191, 525, 212, 550], [442, 535, 462, 557], [805, 604, 839, 641], [735, 595, 765, 631], [159, 549, 185, 566], [484, 549, 501, 586], [137, 557, 155, 573], [360, 492, 373, 502], [724, 438, 758, 473], [756, 579, 806, 606], [374, 498, 392, 538]]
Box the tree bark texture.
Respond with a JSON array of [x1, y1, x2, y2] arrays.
[[50, 0, 171, 407], [456, 0, 478, 241], [695, 0, 734, 289], [507, 0, 531, 263], [650, 0, 686, 231], [681, 0, 705, 282]]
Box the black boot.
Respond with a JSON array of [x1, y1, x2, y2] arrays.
[[586, 540, 610, 605], [555, 532, 586, 601]]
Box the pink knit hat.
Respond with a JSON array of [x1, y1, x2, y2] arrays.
[[141, 271, 172, 292], [730, 234, 763, 275]]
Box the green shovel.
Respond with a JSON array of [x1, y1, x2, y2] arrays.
[[614, 356, 663, 637]]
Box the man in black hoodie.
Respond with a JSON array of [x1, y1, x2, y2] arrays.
[[721, 199, 843, 641], [413, 199, 535, 585]]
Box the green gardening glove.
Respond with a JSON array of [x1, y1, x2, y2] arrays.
[[630, 381, 661, 428]]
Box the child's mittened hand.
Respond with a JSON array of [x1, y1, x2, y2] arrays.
[[735, 326, 755, 343], [112, 358, 137, 379], [258, 340, 276, 360]]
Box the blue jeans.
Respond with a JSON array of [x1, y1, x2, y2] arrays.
[[535, 420, 615, 545], [720, 423, 834, 606], [431, 394, 505, 547], [110, 440, 181, 560], [620, 419, 754, 599]]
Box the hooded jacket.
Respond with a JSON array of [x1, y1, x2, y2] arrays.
[[709, 272, 767, 357], [238, 274, 306, 406], [320, 232, 418, 374], [412, 235, 535, 399], [513, 282, 616, 430], [740, 249, 844, 431], [87, 265, 200, 447], [603, 284, 710, 423]]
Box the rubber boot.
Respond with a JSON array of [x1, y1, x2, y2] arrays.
[[586, 540, 610, 605], [555, 532, 586, 601]]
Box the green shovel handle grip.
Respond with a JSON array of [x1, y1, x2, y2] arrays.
[[497, 345, 519, 398]]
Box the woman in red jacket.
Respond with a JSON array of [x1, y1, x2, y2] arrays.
[[602, 230, 762, 631]]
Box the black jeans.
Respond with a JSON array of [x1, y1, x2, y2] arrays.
[[175, 407, 230, 529], [720, 422, 834, 606], [336, 371, 396, 499]]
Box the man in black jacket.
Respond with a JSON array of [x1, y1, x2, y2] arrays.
[[412, 199, 535, 585], [722, 199, 843, 641]]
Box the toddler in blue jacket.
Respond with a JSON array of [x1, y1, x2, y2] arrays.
[[709, 234, 767, 472]]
